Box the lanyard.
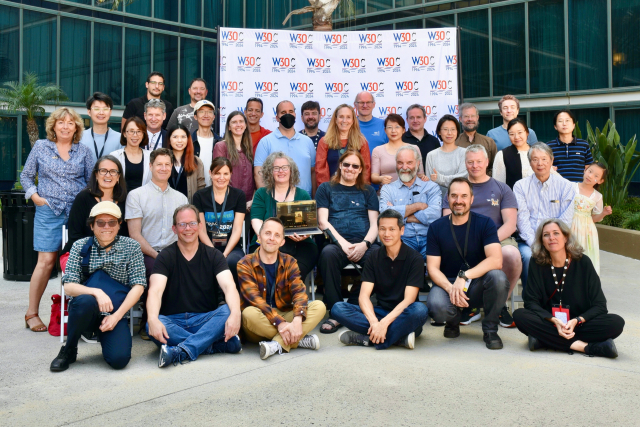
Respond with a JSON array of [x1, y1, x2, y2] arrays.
[[91, 128, 109, 160], [170, 164, 184, 190], [449, 214, 471, 270], [149, 132, 162, 151], [211, 187, 230, 234], [271, 186, 292, 217]]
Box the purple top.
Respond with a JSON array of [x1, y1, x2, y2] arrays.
[[212, 140, 255, 201], [21, 139, 94, 216]]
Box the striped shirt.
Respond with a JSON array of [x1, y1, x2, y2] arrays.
[[547, 137, 594, 182], [513, 173, 575, 247]]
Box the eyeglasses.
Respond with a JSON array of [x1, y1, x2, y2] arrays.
[[95, 219, 119, 228], [177, 221, 199, 229], [126, 130, 142, 136], [91, 108, 111, 113], [273, 165, 290, 173], [98, 168, 120, 176], [342, 162, 361, 170], [355, 101, 374, 106], [148, 81, 165, 87]]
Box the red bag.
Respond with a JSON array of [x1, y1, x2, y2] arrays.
[[48, 294, 68, 337]]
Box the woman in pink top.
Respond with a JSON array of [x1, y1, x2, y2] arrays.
[[213, 111, 255, 209]]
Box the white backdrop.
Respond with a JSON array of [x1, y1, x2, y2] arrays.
[[218, 27, 459, 136]]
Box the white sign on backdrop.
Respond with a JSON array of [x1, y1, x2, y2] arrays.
[[217, 27, 459, 136]]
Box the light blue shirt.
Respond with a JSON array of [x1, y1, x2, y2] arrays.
[[379, 178, 442, 239], [359, 117, 388, 155], [487, 125, 538, 151], [254, 128, 316, 195], [513, 173, 575, 247], [79, 128, 122, 165]]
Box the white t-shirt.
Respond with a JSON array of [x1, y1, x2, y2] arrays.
[[198, 136, 215, 186]]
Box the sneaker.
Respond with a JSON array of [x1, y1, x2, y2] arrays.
[[397, 332, 415, 349], [460, 308, 481, 325], [483, 332, 504, 350], [298, 334, 320, 350], [528, 335, 543, 351], [158, 344, 189, 368], [338, 330, 371, 346], [499, 306, 515, 328], [259, 341, 283, 360], [204, 335, 242, 355], [50, 346, 77, 372], [443, 322, 460, 338], [139, 328, 150, 341], [585, 339, 618, 358]]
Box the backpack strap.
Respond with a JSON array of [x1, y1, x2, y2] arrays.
[[79, 238, 94, 281]]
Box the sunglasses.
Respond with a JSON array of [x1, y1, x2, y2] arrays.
[[341, 162, 361, 170], [95, 219, 119, 228]]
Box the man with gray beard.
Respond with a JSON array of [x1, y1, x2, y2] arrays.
[[456, 103, 497, 174], [379, 145, 442, 259]]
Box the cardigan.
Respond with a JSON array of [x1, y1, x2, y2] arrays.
[[109, 148, 151, 188]]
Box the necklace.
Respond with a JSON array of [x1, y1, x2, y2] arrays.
[[550, 258, 569, 301]]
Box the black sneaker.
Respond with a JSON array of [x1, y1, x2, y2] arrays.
[[50, 346, 77, 372], [528, 335, 543, 351], [443, 322, 460, 338], [338, 330, 371, 346], [483, 332, 503, 350], [460, 308, 481, 325], [499, 306, 515, 328], [585, 339, 618, 358]]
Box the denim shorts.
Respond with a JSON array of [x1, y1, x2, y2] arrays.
[[33, 203, 68, 252]]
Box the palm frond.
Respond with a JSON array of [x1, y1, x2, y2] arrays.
[[0, 72, 66, 119]]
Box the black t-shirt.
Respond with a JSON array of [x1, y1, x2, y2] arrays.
[[361, 243, 424, 311], [122, 95, 174, 130], [426, 212, 500, 280], [152, 242, 229, 315], [192, 185, 246, 248], [123, 151, 144, 192]]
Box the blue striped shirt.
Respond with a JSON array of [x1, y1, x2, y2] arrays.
[[547, 137, 594, 182]]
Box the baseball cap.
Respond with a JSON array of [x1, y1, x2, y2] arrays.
[[194, 100, 215, 113], [89, 201, 122, 219]]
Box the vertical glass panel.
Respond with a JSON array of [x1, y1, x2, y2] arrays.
[[0, 117, 18, 182], [569, 0, 607, 90], [291, 0, 313, 27], [204, 0, 222, 29], [614, 108, 640, 182], [478, 115, 493, 136], [181, 38, 201, 105], [154, 34, 179, 107], [396, 19, 422, 30], [529, 110, 557, 143], [270, 1, 288, 29], [182, 0, 201, 26], [612, 0, 640, 87], [529, 0, 565, 94], [23, 11, 57, 85], [224, 0, 243, 27], [424, 15, 455, 28], [127, 0, 151, 17], [60, 18, 90, 103], [246, 0, 267, 28], [0, 6, 20, 85], [124, 29, 151, 104], [396, 0, 423, 6], [154, 0, 179, 22], [94, 24, 122, 106], [202, 41, 216, 116], [572, 107, 610, 136], [459, 9, 490, 98], [492, 4, 526, 95], [368, 0, 393, 13]]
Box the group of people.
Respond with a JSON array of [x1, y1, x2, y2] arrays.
[[19, 72, 625, 372]]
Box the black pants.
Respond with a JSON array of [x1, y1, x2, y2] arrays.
[[66, 294, 132, 369], [249, 238, 319, 279], [513, 308, 625, 351]]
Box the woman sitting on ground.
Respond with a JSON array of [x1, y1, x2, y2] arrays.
[[513, 219, 625, 358]]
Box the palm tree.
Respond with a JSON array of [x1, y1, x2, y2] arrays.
[[0, 72, 67, 147]]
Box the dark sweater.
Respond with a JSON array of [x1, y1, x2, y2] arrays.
[[523, 255, 608, 322], [62, 188, 128, 253]]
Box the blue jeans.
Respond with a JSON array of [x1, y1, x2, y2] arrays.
[[146, 304, 241, 361], [402, 235, 427, 259], [517, 239, 532, 289], [330, 302, 428, 350]]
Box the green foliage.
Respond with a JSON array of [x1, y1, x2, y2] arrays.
[[600, 197, 640, 231], [0, 72, 67, 120], [622, 213, 640, 231]]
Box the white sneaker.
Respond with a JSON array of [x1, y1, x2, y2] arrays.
[[398, 332, 415, 349], [259, 340, 283, 360], [298, 334, 320, 350]]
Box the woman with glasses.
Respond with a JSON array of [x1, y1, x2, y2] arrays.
[[167, 123, 206, 202], [249, 152, 318, 279], [110, 117, 151, 193], [316, 104, 371, 186], [193, 157, 246, 284], [425, 114, 467, 196]]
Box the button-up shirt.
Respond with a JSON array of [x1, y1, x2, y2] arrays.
[[379, 178, 442, 239], [21, 139, 94, 216], [125, 181, 188, 251], [146, 130, 163, 151], [547, 137, 594, 182], [514, 173, 575, 247]]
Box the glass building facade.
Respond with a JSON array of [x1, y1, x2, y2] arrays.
[[1, 0, 639, 189]]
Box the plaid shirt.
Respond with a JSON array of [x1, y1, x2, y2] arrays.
[[238, 248, 308, 326], [63, 236, 147, 288]]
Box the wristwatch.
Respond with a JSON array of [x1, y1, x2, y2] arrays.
[[363, 240, 372, 249], [457, 270, 468, 280]]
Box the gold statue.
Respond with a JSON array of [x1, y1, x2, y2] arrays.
[[282, 0, 343, 31]]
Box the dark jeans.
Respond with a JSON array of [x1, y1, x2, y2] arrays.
[[318, 243, 378, 311], [331, 302, 428, 349], [513, 309, 625, 352], [249, 238, 319, 279], [66, 294, 131, 370], [426, 270, 509, 333]]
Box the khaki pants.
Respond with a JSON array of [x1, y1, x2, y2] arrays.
[[242, 300, 326, 352]]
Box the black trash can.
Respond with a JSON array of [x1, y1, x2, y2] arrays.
[[1, 191, 57, 281]]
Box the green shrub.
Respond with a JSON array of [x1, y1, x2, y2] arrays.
[[600, 196, 640, 231], [622, 213, 640, 231]]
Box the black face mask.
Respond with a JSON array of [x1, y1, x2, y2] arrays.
[[279, 114, 296, 129]]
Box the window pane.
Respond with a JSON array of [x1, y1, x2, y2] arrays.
[[459, 9, 490, 98], [572, 107, 610, 137], [529, 110, 557, 143], [395, 19, 422, 29], [0, 117, 18, 182], [94, 24, 122, 106], [203, 41, 216, 104], [615, 108, 640, 182], [60, 18, 90, 103], [224, 0, 243, 27], [269, 2, 288, 29], [246, 0, 267, 28], [492, 3, 526, 95], [478, 115, 493, 136], [424, 15, 455, 28], [0, 6, 20, 85], [23, 11, 57, 85], [569, 0, 607, 90], [182, 0, 201, 26], [180, 38, 201, 105], [529, 0, 565, 93], [291, 0, 313, 27], [155, 0, 178, 22], [204, 0, 222, 29], [126, 0, 151, 17], [396, 0, 423, 6], [154, 34, 179, 107], [368, 0, 393, 13], [124, 29, 151, 104], [612, 0, 640, 87]]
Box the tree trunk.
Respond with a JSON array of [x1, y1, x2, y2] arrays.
[[313, 23, 333, 31], [26, 118, 39, 147]]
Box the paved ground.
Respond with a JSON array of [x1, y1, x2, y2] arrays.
[[1, 250, 639, 426]]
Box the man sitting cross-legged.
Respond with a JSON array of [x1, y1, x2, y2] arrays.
[[238, 217, 326, 360], [146, 204, 242, 368], [331, 209, 428, 350]]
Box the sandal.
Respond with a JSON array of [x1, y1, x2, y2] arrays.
[[25, 313, 48, 332], [319, 319, 342, 334]]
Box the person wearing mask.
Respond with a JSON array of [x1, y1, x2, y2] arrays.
[[110, 117, 151, 193], [144, 99, 168, 152], [122, 71, 174, 131], [167, 78, 208, 133], [80, 92, 121, 164], [547, 109, 594, 182], [315, 104, 371, 186], [455, 103, 497, 174], [191, 100, 221, 186], [425, 115, 468, 196], [254, 100, 316, 196], [402, 104, 441, 167], [487, 95, 537, 151], [300, 100, 325, 149], [354, 91, 388, 155], [246, 97, 272, 154], [167, 124, 206, 203]]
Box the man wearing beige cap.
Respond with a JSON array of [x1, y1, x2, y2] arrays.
[[191, 99, 221, 186], [50, 201, 146, 372]]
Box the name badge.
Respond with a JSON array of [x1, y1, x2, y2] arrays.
[[552, 304, 570, 324]]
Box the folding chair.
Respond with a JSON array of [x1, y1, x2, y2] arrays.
[[510, 280, 524, 312]]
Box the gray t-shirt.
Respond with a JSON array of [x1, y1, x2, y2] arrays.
[[443, 177, 517, 229], [167, 105, 196, 132]]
